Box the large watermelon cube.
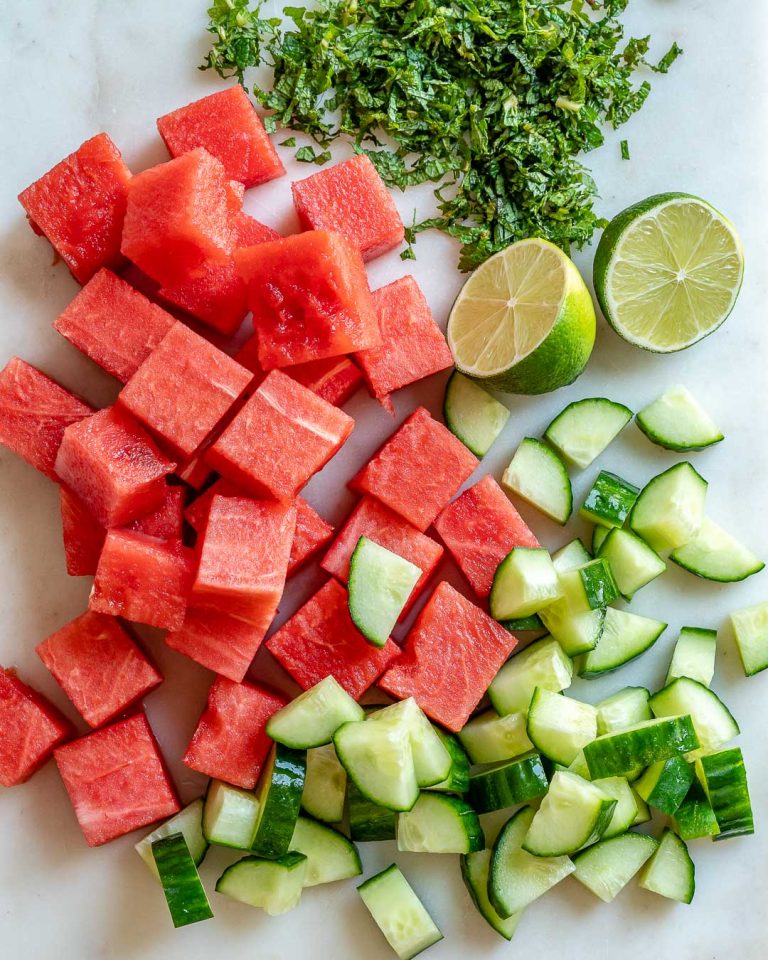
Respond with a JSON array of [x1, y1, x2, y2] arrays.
[[0, 668, 72, 786], [208, 370, 354, 501], [54, 269, 175, 383], [36, 611, 162, 728], [183, 677, 286, 789], [157, 86, 284, 188], [378, 582, 518, 732], [119, 322, 252, 459], [59, 486, 106, 577], [236, 230, 381, 370], [434, 475, 541, 599], [55, 406, 175, 528], [350, 407, 478, 532], [128, 483, 185, 540], [18, 133, 131, 284], [54, 713, 180, 846], [166, 607, 268, 683], [0, 358, 94, 480], [266, 579, 400, 699], [291, 155, 404, 261]]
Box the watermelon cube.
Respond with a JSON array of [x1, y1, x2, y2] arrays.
[[36, 611, 162, 728], [55, 406, 175, 528], [59, 485, 106, 577], [157, 86, 284, 188], [236, 230, 381, 370], [183, 677, 286, 789], [350, 407, 478, 532], [54, 713, 180, 846], [321, 496, 443, 616], [434, 475, 541, 599], [208, 370, 354, 501], [378, 582, 518, 732], [54, 269, 175, 383], [289, 497, 335, 576], [0, 358, 94, 480], [127, 483, 185, 541], [0, 668, 72, 786], [119, 322, 252, 459], [18, 133, 131, 284], [166, 607, 269, 683], [89, 530, 195, 631], [291, 155, 404, 261], [266, 579, 400, 699]]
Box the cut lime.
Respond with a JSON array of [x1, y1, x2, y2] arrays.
[[593, 194, 744, 353], [446, 238, 596, 395]]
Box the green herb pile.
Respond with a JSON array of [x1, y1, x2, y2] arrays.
[[203, 0, 681, 270]]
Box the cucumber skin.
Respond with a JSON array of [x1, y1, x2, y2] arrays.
[[635, 755, 695, 816], [580, 471, 640, 528], [152, 833, 213, 928], [500, 614, 545, 632], [698, 748, 754, 840], [251, 747, 307, 859], [460, 851, 522, 941], [429, 730, 470, 795], [584, 716, 699, 779], [467, 753, 549, 813], [674, 781, 720, 840], [348, 780, 397, 842]]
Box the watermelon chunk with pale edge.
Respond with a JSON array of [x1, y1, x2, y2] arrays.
[[59, 485, 106, 576]]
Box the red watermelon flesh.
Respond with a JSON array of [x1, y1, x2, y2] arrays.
[[0, 668, 72, 787], [378, 581, 518, 732], [289, 497, 335, 576], [350, 406, 478, 532], [36, 611, 162, 728], [54, 713, 180, 846], [176, 450, 215, 491], [236, 230, 381, 370], [266, 579, 400, 700], [127, 483, 185, 541], [59, 485, 106, 576], [157, 86, 284, 188], [18, 133, 131, 284], [183, 676, 286, 789], [434, 475, 541, 599], [291, 154, 404, 262], [54, 269, 174, 383], [166, 606, 270, 683], [0, 357, 94, 480]]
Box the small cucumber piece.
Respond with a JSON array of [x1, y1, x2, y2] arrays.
[[152, 833, 213, 927], [557, 558, 619, 611], [458, 709, 533, 765], [444, 370, 510, 457], [596, 686, 651, 735], [397, 792, 484, 854], [670, 517, 764, 582], [348, 779, 397, 842], [500, 613, 545, 632], [289, 816, 362, 885], [136, 799, 208, 877], [250, 745, 307, 858], [203, 781, 259, 850], [673, 781, 720, 840], [697, 747, 754, 840], [730, 601, 768, 677], [578, 607, 667, 677], [597, 528, 666, 598], [467, 752, 549, 813], [368, 698, 452, 787], [552, 538, 592, 572], [539, 601, 606, 657], [639, 828, 695, 903], [579, 470, 640, 528], [334, 719, 419, 813], [632, 791, 652, 825], [592, 776, 640, 838], [584, 716, 699, 779], [634, 755, 695, 815], [266, 675, 364, 748], [460, 849, 523, 940], [502, 437, 572, 525], [649, 677, 739, 759], [490, 547, 560, 620], [522, 771, 616, 857], [488, 636, 573, 715], [591, 524, 610, 554], [216, 852, 307, 915], [544, 397, 633, 469], [636, 385, 723, 452], [572, 832, 657, 902], [348, 536, 422, 646], [629, 462, 708, 554], [526, 687, 598, 766], [426, 729, 470, 794], [358, 864, 443, 960], [566, 750, 591, 780], [302, 744, 346, 823], [666, 627, 717, 687]]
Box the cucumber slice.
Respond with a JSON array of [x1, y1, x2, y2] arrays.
[[539, 601, 606, 657], [639, 828, 695, 903], [335, 719, 418, 812], [566, 749, 592, 780], [489, 806, 575, 916], [597, 528, 666, 598], [636, 385, 723, 452], [136, 799, 208, 878], [460, 849, 523, 940], [697, 747, 754, 840], [397, 792, 484, 854], [458, 709, 533, 764], [502, 437, 572, 525], [216, 852, 307, 915], [289, 816, 362, 885], [348, 780, 397, 842], [526, 687, 598, 766], [488, 636, 573, 715], [358, 864, 443, 960], [591, 524, 610, 554], [426, 729, 470, 794], [629, 462, 708, 555], [522, 771, 616, 857], [267, 675, 365, 748], [348, 536, 422, 647], [500, 613, 545, 632], [730, 601, 768, 676], [557, 558, 619, 611], [670, 517, 764, 582], [490, 547, 560, 620], [368, 698, 452, 787], [302, 744, 346, 823], [592, 776, 640, 838], [544, 397, 633, 469], [467, 752, 549, 813], [596, 686, 651, 735], [634, 755, 695, 815], [666, 626, 717, 687], [552, 538, 592, 573], [152, 833, 213, 927], [443, 370, 510, 457], [584, 716, 699, 779], [579, 607, 667, 678], [580, 470, 640, 528], [649, 677, 739, 758], [673, 781, 720, 840], [572, 832, 658, 902], [632, 791, 652, 825], [251, 744, 307, 858], [203, 781, 259, 850]]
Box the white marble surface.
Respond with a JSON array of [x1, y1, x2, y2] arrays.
[[1, 1, 767, 957]]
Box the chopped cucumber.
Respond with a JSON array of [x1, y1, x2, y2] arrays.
[[636, 385, 723, 452], [460, 849, 523, 940], [578, 607, 667, 678], [673, 781, 720, 840], [502, 437, 572, 525], [335, 718, 419, 812], [552, 538, 592, 573], [557, 558, 619, 611], [152, 833, 213, 927], [500, 613, 545, 632], [597, 528, 666, 598], [348, 536, 422, 646], [639, 828, 695, 903], [136, 799, 208, 878], [426, 730, 470, 794], [584, 716, 699, 779], [467, 752, 549, 813], [302, 744, 346, 823], [443, 370, 510, 457], [458, 709, 533, 764], [634, 756, 694, 815], [596, 686, 651, 735], [632, 791, 651, 825], [397, 792, 484, 854], [526, 687, 598, 766], [592, 776, 640, 838], [289, 816, 362, 885], [522, 771, 616, 857], [490, 547, 560, 620], [369, 698, 452, 787], [572, 832, 657, 902], [629, 462, 708, 555], [591, 524, 610, 554], [488, 636, 573, 715], [566, 750, 592, 780], [348, 780, 397, 842], [670, 517, 764, 582], [250, 745, 307, 858], [666, 627, 717, 687], [544, 397, 633, 469], [649, 677, 739, 758], [539, 601, 606, 657], [580, 470, 640, 528], [216, 852, 307, 915], [203, 781, 259, 850], [697, 747, 754, 840], [730, 601, 768, 676], [266, 675, 364, 748], [358, 864, 443, 960]]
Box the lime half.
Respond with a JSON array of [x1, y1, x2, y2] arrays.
[[447, 238, 596, 395], [593, 193, 744, 353]]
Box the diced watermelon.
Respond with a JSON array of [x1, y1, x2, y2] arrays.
[[54, 269, 175, 383], [54, 713, 180, 846], [127, 483, 185, 540], [433, 475, 541, 599], [89, 530, 195, 631], [291, 155, 404, 261], [266, 579, 400, 699], [59, 485, 106, 576], [321, 496, 443, 615], [176, 450, 215, 491], [119, 322, 252, 460], [183, 478, 243, 534], [183, 676, 286, 789], [55, 406, 175, 528], [17, 133, 131, 284], [208, 369, 354, 501], [350, 407, 478, 532], [36, 611, 162, 728], [236, 230, 381, 370], [157, 86, 284, 188], [289, 497, 334, 576], [0, 358, 94, 480], [0, 668, 72, 786], [378, 581, 518, 732], [166, 607, 267, 683]]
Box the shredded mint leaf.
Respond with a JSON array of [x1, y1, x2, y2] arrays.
[[279, 136, 297, 147], [620, 139, 630, 160], [295, 145, 332, 164], [655, 41, 683, 74]]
